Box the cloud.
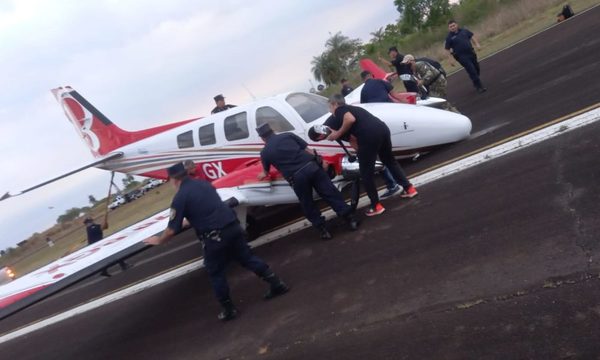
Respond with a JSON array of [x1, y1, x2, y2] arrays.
[[0, 0, 398, 249]]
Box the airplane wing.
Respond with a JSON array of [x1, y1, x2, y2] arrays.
[[1, 152, 123, 202]]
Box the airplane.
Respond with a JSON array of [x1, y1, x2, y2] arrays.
[[0, 81, 471, 316]]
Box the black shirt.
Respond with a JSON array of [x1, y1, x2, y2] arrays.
[[168, 178, 237, 235], [341, 84, 354, 97], [445, 28, 474, 56], [360, 79, 393, 103], [211, 104, 236, 114], [325, 105, 387, 144], [260, 133, 315, 179], [391, 55, 411, 75], [86, 224, 103, 244]]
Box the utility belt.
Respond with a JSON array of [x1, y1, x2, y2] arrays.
[[285, 160, 318, 186], [199, 221, 238, 242]]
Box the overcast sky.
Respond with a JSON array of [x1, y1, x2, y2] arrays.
[[0, 0, 399, 250]]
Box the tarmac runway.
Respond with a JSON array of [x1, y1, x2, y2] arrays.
[[1, 5, 600, 359]]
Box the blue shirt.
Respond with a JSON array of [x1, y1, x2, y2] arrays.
[[360, 79, 393, 103], [445, 28, 474, 56], [260, 133, 315, 179], [168, 178, 236, 235], [86, 224, 103, 244]]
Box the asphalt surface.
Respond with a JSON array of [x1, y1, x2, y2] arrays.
[[1, 6, 600, 359]]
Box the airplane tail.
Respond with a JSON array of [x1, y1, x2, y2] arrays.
[[51, 86, 196, 157], [359, 59, 390, 80]]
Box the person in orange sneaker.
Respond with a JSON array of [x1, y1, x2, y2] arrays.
[[324, 94, 418, 216]]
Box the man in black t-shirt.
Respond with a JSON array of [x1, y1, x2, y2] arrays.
[[379, 46, 419, 93], [323, 94, 418, 217]]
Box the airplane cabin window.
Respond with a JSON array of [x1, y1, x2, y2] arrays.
[[285, 93, 329, 123], [199, 123, 216, 146], [224, 112, 249, 141], [256, 106, 295, 133], [177, 130, 194, 148]]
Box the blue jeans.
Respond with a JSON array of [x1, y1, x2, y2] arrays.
[[382, 167, 398, 190]]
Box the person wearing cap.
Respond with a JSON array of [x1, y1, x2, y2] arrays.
[[144, 162, 289, 321], [379, 46, 419, 93], [401, 55, 459, 113], [324, 94, 418, 216], [445, 20, 486, 93], [340, 79, 354, 97], [84, 217, 130, 277], [210, 94, 236, 114], [256, 123, 358, 240]]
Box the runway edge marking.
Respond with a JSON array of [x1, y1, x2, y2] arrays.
[[1, 105, 599, 344]]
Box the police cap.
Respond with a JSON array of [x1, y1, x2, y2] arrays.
[[214, 94, 224, 101], [167, 162, 187, 179], [256, 123, 274, 138], [83, 216, 94, 224]]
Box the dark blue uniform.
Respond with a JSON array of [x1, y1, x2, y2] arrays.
[[86, 224, 103, 244], [260, 132, 352, 228], [360, 79, 393, 103], [445, 28, 484, 90], [168, 178, 271, 304], [325, 105, 411, 208]]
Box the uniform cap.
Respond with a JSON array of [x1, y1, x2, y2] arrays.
[[83, 216, 94, 224], [401, 54, 415, 64], [213, 94, 224, 101], [256, 123, 274, 138], [167, 162, 187, 179]]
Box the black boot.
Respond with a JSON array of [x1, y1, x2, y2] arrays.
[[344, 214, 359, 231], [318, 225, 333, 240], [262, 271, 290, 300], [218, 299, 238, 321]]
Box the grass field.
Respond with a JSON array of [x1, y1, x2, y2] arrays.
[[2, 0, 598, 279]]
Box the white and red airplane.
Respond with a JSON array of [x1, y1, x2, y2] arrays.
[[0, 79, 471, 316]]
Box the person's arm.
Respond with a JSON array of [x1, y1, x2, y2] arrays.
[[144, 227, 177, 245], [327, 111, 356, 141], [471, 34, 481, 50], [349, 135, 358, 151], [258, 153, 271, 180], [378, 56, 393, 68]]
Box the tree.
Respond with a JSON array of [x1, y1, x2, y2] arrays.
[[88, 195, 97, 205], [370, 27, 386, 43], [394, 0, 451, 33], [57, 207, 82, 224], [311, 32, 362, 86]]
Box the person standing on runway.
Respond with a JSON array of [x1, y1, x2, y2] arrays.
[[445, 20, 487, 93]]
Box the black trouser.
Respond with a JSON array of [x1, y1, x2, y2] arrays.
[[402, 79, 419, 93], [455, 52, 482, 89], [202, 221, 270, 303], [291, 162, 351, 227], [358, 127, 411, 207]]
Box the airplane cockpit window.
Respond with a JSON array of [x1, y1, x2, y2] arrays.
[[224, 112, 249, 141], [199, 123, 216, 146], [285, 93, 329, 124], [256, 106, 295, 133], [177, 130, 194, 148]]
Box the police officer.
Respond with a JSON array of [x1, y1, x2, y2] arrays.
[[324, 94, 418, 217], [445, 20, 486, 93], [84, 217, 130, 277], [379, 46, 419, 93], [359, 71, 396, 104], [210, 94, 236, 114], [144, 163, 289, 321], [256, 123, 358, 240], [401, 54, 459, 113]]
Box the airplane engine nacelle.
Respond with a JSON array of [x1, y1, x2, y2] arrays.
[[340, 156, 384, 179]]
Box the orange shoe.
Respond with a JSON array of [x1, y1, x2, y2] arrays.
[[365, 203, 385, 216], [400, 185, 418, 198]]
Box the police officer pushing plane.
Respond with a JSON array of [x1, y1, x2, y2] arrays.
[[144, 162, 289, 321], [256, 123, 359, 240]]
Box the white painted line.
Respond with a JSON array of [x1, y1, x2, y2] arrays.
[[1, 106, 598, 344]]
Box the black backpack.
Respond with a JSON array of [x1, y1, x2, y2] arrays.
[[417, 57, 446, 77]]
